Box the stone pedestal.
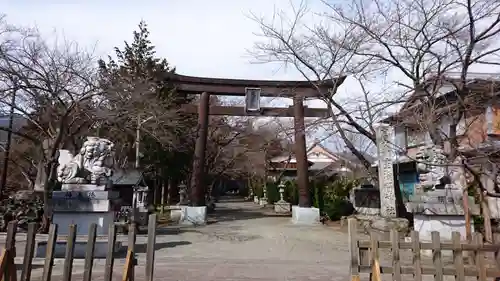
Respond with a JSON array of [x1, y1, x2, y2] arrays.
[[38, 184, 122, 258], [409, 189, 477, 256], [259, 198, 268, 206], [179, 206, 207, 226], [350, 214, 409, 240], [291, 206, 320, 225], [274, 200, 291, 213]]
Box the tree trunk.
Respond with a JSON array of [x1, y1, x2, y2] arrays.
[[168, 177, 179, 205]]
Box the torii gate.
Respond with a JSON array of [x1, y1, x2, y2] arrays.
[[172, 74, 346, 208]]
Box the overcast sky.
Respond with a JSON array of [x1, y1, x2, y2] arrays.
[[2, 0, 346, 146], [2, 0, 314, 80], [3, 1, 498, 153]]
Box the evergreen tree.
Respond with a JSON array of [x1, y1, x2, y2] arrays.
[[98, 21, 195, 182]]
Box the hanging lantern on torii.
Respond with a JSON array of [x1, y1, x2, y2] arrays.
[[244, 87, 261, 113]]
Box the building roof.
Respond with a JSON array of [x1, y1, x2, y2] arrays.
[[269, 140, 373, 173], [383, 75, 500, 124], [336, 151, 375, 164]]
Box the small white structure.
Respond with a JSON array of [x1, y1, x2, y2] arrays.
[[291, 206, 321, 225]]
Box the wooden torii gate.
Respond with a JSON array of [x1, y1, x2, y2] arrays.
[[172, 74, 346, 207]]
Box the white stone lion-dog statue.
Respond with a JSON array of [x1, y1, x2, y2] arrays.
[[58, 137, 115, 185]]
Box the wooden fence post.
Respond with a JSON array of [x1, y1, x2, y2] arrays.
[[473, 233, 486, 281], [370, 234, 381, 281], [42, 224, 58, 281], [122, 223, 137, 281], [20, 223, 37, 281], [62, 224, 77, 281], [390, 229, 401, 281], [348, 218, 360, 281], [145, 214, 157, 281], [1, 221, 17, 281], [431, 232, 443, 281], [83, 223, 97, 281], [452, 232, 465, 281], [410, 231, 422, 281], [104, 223, 117, 281]]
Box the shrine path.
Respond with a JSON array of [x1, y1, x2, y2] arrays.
[[28, 198, 352, 281]]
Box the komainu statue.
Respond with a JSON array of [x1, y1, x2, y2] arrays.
[[415, 145, 450, 190], [58, 137, 115, 185]]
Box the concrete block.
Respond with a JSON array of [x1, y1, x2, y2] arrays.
[[413, 214, 472, 241], [52, 212, 115, 236], [180, 206, 207, 226], [291, 206, 320, 225]]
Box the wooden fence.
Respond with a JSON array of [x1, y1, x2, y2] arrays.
[[348, 218, 500, 281], [0, 214, 157, 281]]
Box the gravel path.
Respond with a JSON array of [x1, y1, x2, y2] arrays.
[[22, 198, 352, 281]]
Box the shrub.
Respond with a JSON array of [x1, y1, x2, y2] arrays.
[[265, 182, 280, 204], [322, 177, 358, 221], [0, 193, 44, 232], [253, 184, 264, 198], [284, 180, 298, 205]]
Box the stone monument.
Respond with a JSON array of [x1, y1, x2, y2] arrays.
[[354, 124, 408, 237], [376, 124, 397, 217], [274, 182, 291, 213], [37, 137, 121, 258]]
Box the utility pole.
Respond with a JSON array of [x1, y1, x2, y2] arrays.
[[131, 115, 153, 225], [131, 115, 141, 226], [0, 88, 17, 199], [135, 116, 141, 169]]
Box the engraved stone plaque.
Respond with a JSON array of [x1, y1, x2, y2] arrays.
[[375, 124, 397, 218]]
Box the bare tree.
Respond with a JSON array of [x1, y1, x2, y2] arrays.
[[249, 0, 407, 171], [0, 20, 102, 230], [250, 0, 500, 170], [328, 0, 500, 154]]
